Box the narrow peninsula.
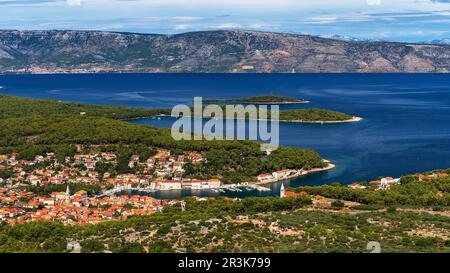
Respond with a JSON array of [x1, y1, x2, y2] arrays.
[[200, 95, 362, 123], [276, 108, 363, 123], [203, 95, 309, 104]]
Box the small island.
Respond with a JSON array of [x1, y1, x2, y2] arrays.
[[203, 95, 309, 104], [276, 108, 363, 123]]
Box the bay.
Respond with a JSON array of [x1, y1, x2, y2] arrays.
[[2, 73, 450, 198]]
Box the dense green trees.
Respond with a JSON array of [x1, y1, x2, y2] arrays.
[[0, 94, 170, 120], [278, 108, 354, 122], [0, 170, 13, 179], [0, 114, 326, 183], [182, 195, 312, 214], [26, 183, 101, 196], [177, 104, 355, 122], [81, 239, 105, 253], [0, 221, 69, 253]]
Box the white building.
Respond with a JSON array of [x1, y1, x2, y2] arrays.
[[207, 179, 221, 189], [43, 198, 55, 206], [185, 179, 221, 189], [189, 180, 202, 190], [349, 183, 367, 189], [85, 161, 96, 170], [257, 173, 274, 182], [380, 177, 400, 188], [159, 180, 182, 190], [272, 169, 293, 179]]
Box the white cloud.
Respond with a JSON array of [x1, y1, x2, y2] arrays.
[[213, 23, 242, 29], [435, 11, 450, 16], [247, 23, 265, 29], [304, 13, 374, 24], [174, 24, 190, 30], [172, 16, 203, 21], [366, 0, 381, 6], [131, 0, 298, 7], [66, 0, 80, 6], [305, 16, 338, 24]]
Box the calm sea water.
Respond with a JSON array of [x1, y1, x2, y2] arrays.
[[2, 73, 450, 199]]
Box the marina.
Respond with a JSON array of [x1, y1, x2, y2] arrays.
[[100, 182, 272, 198]]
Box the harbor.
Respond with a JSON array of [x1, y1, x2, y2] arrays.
[[99, 182, 272, 199]]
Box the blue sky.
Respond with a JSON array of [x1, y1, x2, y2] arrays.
[[1, 0, 450, 42]]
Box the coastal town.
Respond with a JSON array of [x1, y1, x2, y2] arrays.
[[0, 144, 294, 225], [0, 146, 222, 190], [1, 142, 443, 226], [0, 145, 222, 225]]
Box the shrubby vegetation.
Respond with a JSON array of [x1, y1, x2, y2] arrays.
[[1, 196, 449, 253], [0, 196, 310, 253], [289, 171, 450, 207]]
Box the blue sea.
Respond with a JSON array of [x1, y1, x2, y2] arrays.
[[2, 73, 450, 199]]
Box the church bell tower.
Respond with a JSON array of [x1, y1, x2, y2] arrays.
[[280, 184, 285, 198]]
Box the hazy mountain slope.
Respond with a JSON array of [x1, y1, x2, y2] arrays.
[[0, 29, 449, 73]]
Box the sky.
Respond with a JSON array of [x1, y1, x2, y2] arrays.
[[1, 0, 450, 42]]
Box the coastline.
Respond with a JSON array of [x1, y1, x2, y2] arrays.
[[280, 116, 363, 124], [120, 116, 154, 121], [150, 114, 363, 124], [203, 100, 310, 105], [255, 163, 337, 185], [113, 162, 337, 195]]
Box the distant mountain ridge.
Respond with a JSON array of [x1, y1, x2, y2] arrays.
[[429, 38, 450, 45], [0, 29, 449, 73]]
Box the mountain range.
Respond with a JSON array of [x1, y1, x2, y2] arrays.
[[0, 29, 449, 73], [428, 38, 450, 45]]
